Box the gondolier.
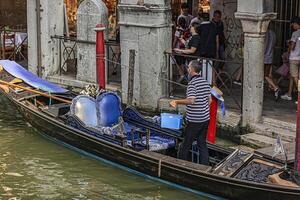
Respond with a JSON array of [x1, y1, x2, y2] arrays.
[[170, 60, 211, 165]]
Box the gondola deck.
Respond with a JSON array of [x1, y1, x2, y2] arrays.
[[0, 60, 300, 200]]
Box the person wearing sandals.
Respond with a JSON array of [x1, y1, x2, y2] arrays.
[[264, 26, 281, 100]]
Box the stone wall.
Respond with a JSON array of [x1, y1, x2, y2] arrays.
[[119, 0, 172, 109], [27, 0, 64, 77]]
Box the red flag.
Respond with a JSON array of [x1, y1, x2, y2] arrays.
[[207, 96, 218, 144]]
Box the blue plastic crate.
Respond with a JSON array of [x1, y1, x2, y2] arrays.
[[160, 113, 183, 130]]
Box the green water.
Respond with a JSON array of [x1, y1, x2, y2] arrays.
[[0, 97, 217, 200]]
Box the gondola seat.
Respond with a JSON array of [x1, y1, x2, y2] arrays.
[[67, 94, 176, 151], [124, 122, 176, 151], [96, 92, 122, 127], [70, 95, 98, 127], [69, 92, 122, 128], [66, 93, 125, 144], [65, 114, 126, 146]]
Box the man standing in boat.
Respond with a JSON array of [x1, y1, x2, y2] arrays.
[[170, 60, 211, 165]]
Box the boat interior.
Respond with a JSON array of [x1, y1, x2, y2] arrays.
[[15, 89, 294, 185], [0, 61, 299, 187]]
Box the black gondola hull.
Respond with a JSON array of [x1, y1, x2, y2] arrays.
[[1, 92, 300, 200]]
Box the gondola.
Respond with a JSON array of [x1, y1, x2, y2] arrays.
[[0, 60, 299, 200]]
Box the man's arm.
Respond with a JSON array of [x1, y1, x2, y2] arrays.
[[290, 41, 296, 52], [170, 97, 195, 108], [209, 95, 212, 105], [290, 32, 297, 52], [173, 37, 178, 49], [181, 47, 197, 54], [216, 35, 220, 59]]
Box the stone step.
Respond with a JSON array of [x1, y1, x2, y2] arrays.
[[217, 110, 241, 128], [240, 133, 288, 149], [251, 123, 296, 143], [262, 117, 296, 132]]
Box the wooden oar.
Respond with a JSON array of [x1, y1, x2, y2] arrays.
[[0, 66, 9, 93], [0, 79, 22, 93], [0, 80, 72, 104]]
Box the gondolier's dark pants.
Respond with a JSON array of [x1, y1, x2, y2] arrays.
[[179, 120, 209, 165]]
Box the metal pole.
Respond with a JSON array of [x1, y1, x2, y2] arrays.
[[94, 24, 106, 89], [36, 0, 42, 77], [295, 71, 300, 183], [127, 50, 135, 106]]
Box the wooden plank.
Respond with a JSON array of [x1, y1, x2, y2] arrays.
[[255, 143, 295, 164], [141, 150, 211, 172]]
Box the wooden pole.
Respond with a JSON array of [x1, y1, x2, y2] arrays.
[[127, 49, 135, 106], [0, 80, 71, 104], [95, 24, 106, 89]]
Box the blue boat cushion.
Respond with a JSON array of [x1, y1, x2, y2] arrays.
[[123, 107, 183, 138], [70, 95, 98, 127], [65, 114, 123, 146], [96, 92, 122, 127], [68, 94, 175, 151], [124, 122, 176, 151]]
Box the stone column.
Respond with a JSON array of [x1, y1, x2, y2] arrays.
[[27, 0, 64, 76], [235, 0, 276, 126], [76, 0, 108, 84], [119, 0, 172, 110]]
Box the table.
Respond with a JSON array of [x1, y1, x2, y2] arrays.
[[0, 31, 28, 60]]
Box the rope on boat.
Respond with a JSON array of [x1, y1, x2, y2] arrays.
[[101, 57, 229, 92], [48, 91, 52, 106], [99, 57, 188, 88]]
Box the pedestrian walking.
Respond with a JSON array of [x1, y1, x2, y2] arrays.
[[281, 17, 300, 103], [264, 28, 281, 100]]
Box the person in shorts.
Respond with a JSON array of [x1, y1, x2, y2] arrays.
[[281, 17, 300, 102], [264, 27, 281, 100]]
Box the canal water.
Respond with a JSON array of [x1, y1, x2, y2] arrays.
[[0, 96, 223, 200]]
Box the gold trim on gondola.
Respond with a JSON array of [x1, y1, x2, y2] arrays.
[[10, 78, 23, 84], [0, 84, 9, 93]]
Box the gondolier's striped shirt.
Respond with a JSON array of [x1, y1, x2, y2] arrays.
[[186, 75, 211, 123]]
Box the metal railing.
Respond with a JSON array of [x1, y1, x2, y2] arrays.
[[0, 28, 28, 62], [164, 50, 243, 111], [51, 35, 121, 83]]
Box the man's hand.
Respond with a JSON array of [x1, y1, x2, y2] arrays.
[[170, 100, 178, 108], [174, 48, 182, 54]]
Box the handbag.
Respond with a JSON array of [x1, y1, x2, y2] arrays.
[[276, 63, 290, 77]]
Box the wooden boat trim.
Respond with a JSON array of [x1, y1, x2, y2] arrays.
[[14, 98, 300, 191], [1, 77, 300, 199]]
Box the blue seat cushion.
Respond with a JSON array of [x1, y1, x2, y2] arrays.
[[70, 95, 98, 127], [96, 92, 122, 127], [124, 122, 176, 151]]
